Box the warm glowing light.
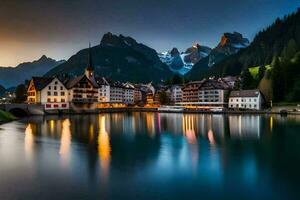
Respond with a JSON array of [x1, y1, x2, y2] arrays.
[[59, 119, 71, 157], [50, 120, 55, 132], [25, 123, 34, 159], [270, 116, 273, 132], [89, 124, 94, 144], [182, 115, 197, 144], [208, 129, 215, 145], [98, 115, 111, 170], [146, 113, 155, 136]]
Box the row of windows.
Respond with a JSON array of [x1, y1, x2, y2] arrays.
[[230, 104, 257, 108], [230, 98, 257, 102], [47, 91, 65, 96], [28, 92, 35, 96], [199, 95, 220, 98], [199, 91, 219, 94], [47, 98, 65, 103], [48, 86, 64, 90]]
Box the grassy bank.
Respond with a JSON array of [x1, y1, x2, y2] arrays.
[[0, 110, 17, 123]]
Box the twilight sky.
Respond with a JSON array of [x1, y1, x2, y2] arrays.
[[0, 0, 299, 66]]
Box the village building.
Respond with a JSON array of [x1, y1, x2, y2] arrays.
[[228, 89, 264, 110], [65, 48, 99, 108], [96, 77, 110, 103], [180, 79, 229, 108], [197, 79, 229, 106], [170, 84, 182, 103], [122, 83, 135, 104], [133, 85, 143, 104], [109, 81, 124, 103], [27, 77, 69, 110], [181, 81, 205, 103]]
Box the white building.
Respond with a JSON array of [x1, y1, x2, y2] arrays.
[[109, 82, 124, 103], [96, 77, 110, 103], [27, 77, 69, 110], [170, 85, 182, 103], [122, 83, 135, 104], [229, 90, 264, 110]]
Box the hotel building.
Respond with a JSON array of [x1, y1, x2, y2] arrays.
[[228, 89, 264, 110]]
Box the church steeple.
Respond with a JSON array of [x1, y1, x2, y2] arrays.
[[85, 42, 94, 79]]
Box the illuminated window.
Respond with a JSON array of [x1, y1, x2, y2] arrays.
[[47, 98, 51, 102]]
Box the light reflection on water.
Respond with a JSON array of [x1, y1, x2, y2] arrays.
[[0, 113, 300, 199]]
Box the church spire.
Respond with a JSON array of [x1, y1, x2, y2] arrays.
[[86, 42, 93, 71], [85, 42, 94, 79]]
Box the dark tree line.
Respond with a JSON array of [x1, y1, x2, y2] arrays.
[[271, 52, 300, 102], [205, 8, 300, 78]]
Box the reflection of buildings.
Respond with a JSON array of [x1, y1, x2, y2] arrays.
[[98, 115, 111, 176], [181, 114, 227, 144], [158, 113, 182, 135], [229, 115, 261, 139], [146, 112, 156, 136], [24, 123, 34, 159], [182, 115, 197, 144], [59, 119, 72, 165]]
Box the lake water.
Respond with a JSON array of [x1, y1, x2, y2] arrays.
[[0, 113, 299, 199]]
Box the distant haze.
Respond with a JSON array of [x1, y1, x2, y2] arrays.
[[0, 0, 299, 66]]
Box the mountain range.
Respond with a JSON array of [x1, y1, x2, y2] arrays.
[[2, 7, 299, 89], [187, 8, 300, 80], [159, 32, 249, 75], [45, 32, 173, 83], [0, 56, 65, 88], [158, 44, 211, 75]]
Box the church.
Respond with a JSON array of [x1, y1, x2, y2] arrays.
[[27, 45, 135, 111]]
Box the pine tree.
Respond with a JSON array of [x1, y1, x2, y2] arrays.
[[271, 57, 285, 101], [14, 84, 27, 103], [281, 39, 298, 60], [241, 68, 253, 89], [258, 65, 266, 81]]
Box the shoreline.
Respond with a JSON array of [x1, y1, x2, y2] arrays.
[[43, 107, 300, 115], [1, 108, 299, 124]]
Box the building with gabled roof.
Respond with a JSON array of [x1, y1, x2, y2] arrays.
[[229, 89, 264, 110], [179, 79, 229, 108], [96, 77, 110, 103], [27, 77, 69, 110]]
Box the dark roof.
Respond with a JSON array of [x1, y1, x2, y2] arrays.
[[229, 90, 261, 98], [199, 79, 230, 90], [111, 81, 124, 88], [32, 77, 54, 91], [66, 75, 99, 89], [66, 75, 85, 89], [95, 77, 109, 85]]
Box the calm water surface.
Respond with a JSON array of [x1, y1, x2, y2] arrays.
[[0, 113, 300, 199]]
